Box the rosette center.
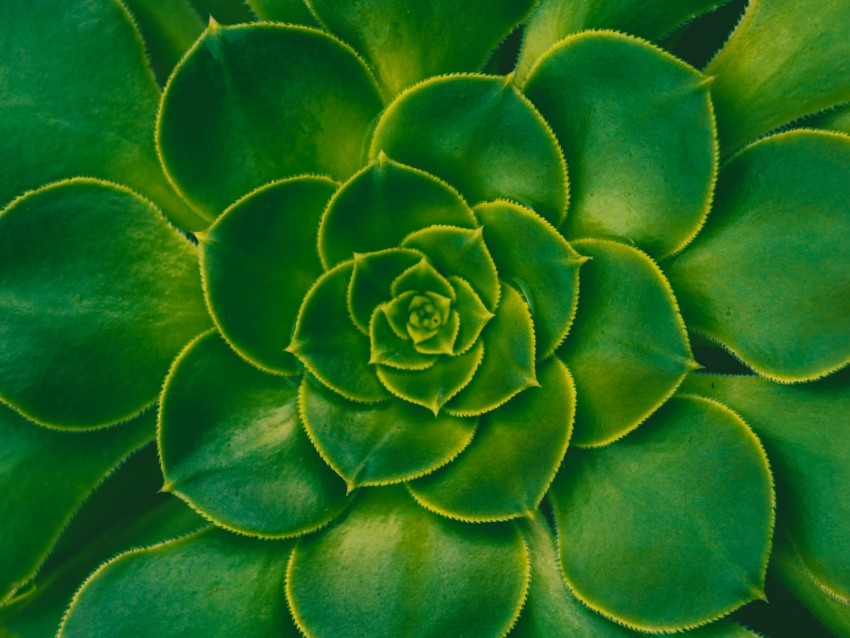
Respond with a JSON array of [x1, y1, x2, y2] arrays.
[[407, 293, 452, 342]]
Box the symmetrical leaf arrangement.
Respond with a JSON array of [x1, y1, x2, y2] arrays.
[[1, 0, 849, 636]]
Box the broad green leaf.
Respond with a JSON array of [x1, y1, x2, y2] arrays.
[[287, 486, 529, 638], [247, 0, 318, 25], [369, 308, 438, 370], [812, 104, 850, 136], [376, 341, 484, 415], [447, 284, 537, 416], [410, 357, 573, 521], [448, 277, 494, 355], [201, 176, 337, 375], [517, 0, 729, 82], [0, 0, 202, 229], [682, 371, 850, 603], [60, 527, 298, 637], [0, 445, 204, 636], [551, 394, 774, 631], [0, 403, 152, 605], [307, 0, 535, 97], [0, 179, 211, 429], [371, 75, 569, 225], [188, 0, 255, 23], [348, 249, 423, 334], [159, 331, 347, 537], [476, 201, 584, 359], [157, 22, 383, 220], [524, 32, 716, 259], [706, 0, 850, 153], [290, 262, 390, 403], [402, 226, 500, 312], [122, 0, 205, 85], [667, 130, 850, 382], [299, 375, 476, 489], [558, 239, 695, 446], [319, 157, 477, 268]]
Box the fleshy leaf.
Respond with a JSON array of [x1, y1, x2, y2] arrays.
[[371, 74, 569, 225], [59, 527, 298, 637], [287, 486, 529, 638], [348, 249, 423, 334], [122, 0, 204, 85], [476, 201, 584, 359], [449, 277, 494, 355], [159, 331, 347, 538], [319, 157, 477, 268], [390, 258, 456, 301], [0, 179, 211, 429], [558, 239, 695, 447], [376, 341, 484, 414], [247, 0, 318, 24], [290, 262, 390, 403], [187, 0, 255, 23], [299, 375, 476, 488], [307, 0, 535, 96], [157, 22, 383, 219], [0, 0, 202, 230], [447, 283, 537, 416], [551, 394, 774, 631], [369, 308, 437, 370], [516, 0, 729, 82], [682, 371, 850, 603], [402, 225, 500, 311], [201, 176, 337, 375], [667, 130, 850, 382], [812, 103, 850, 136], [524, 31, 716, 259], [706, 0, 850, 153], [410, 357, 574, 521], [0, 404, 152, 604]]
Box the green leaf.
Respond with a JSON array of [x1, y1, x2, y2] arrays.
[[247, 0, 318, 25], [0, 179, 211, 429], [201, 176, 337, 375], [159, 331, 347, 537], [0, 403, 153, 604], [348, 249, 423, 334], [475, 201, 584, 359], [371, 74, 569, 226], [706, 0, 850, 153], [122, 0, 205, 85], [667, 130, 850, 382], [516, 0, 729, 82], [402, 225, 500, 312], [59, 527, 298, 637], [390, 257, 456, 301], [812, 103, 850, 136], [448, 277, 494, 355], [369, 307, 437, 370], [523, 31, 716, 259], [287, 486, 529, 638], [0, 0, 202, 229], [551, 394, 774, 631], [187, 0, 255, 23], [306, 0, 535, 97], [410, 357, 574, 522], [290, 261, 390, 403], [376, 340, 484, 415], [319, 156, 477, 268], [447, 283, 537, 416], [299, 375, 476, 489], [557, 239, 695, 446], [156, 22, 383, 220], [681, 371, 850, 603], [0, 445, 205, 636]]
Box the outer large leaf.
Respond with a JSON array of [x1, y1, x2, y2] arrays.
[[0, 179, 211, 429], [667, 130, 850, 382], [157, 22, 383, 220], [551, 394, 774, 631], [159, 331, 347, 537], [60, 527, 298, 637], [247, 0, 318, 24], [707, 0, 850, 152], [287, 486, 529, 638], [0, 404, 152, 605], [307, 0, 535, 96], [0, 0, 202, 229]]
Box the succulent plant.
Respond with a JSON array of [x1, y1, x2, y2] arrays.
[[1, 0, 849, 637]]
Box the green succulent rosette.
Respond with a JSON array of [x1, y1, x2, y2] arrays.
[[2, 1, 850, 637]]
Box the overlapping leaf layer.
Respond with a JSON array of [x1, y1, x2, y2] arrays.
[[1, 1, 849, 637]]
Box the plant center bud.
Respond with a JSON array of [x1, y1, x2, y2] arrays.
[[408, 294, 444, 330]]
